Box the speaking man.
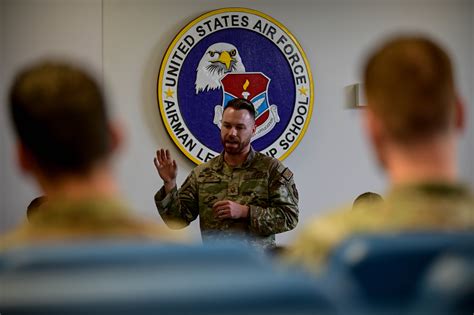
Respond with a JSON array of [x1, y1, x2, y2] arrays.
[[154, 98, 299, 250]]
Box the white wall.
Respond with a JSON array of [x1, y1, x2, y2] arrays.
[[0, 0, 5, 230], [1, 0, 473, 245], [470, 0, 474, 185]]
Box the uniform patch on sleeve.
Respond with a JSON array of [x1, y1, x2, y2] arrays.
[[292, 183, 299, 201], [281, 168, 293, 181]]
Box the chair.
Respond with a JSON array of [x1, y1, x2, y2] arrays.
[[324, 232, 474, 315], [412, 252, 474, 315], [0, 241, 336, 315]]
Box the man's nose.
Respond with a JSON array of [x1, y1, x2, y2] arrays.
[[229, 127, 237, 136]]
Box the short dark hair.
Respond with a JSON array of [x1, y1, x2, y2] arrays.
[[352, 192, 383, 210], [26, 196, 47, 220], [9, 62, 110, 177], [224, 98, 256, 120], [364, 36, 456, 142]]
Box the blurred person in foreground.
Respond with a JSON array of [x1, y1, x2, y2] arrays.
[[287, 35, 474, 272], [1, 62, 181, 250]]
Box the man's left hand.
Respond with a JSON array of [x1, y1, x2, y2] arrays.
[[213, 200, 249, 219]]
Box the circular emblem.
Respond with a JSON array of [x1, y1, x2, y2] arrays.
[[158, 8, 313, 164]]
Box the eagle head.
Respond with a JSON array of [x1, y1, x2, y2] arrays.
[[195, 43, 245, 94]]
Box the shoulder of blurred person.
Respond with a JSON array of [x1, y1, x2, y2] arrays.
[[286, 187, 473, 275], [1, 196, 186, 251], [286, 181, 474, 274]]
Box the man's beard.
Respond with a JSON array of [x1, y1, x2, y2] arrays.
[[221, 136, 251, 155]]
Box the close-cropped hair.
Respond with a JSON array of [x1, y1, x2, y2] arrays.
[[364, 36, 456, 142], [352, 192, 383, 210], [224, 98, 256, 120], [9, 62, 111, 177]]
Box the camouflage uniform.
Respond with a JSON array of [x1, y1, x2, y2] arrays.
[[1, 197, 183, 250], [287, 182, 474, 273], [155, 147, 299, 249]]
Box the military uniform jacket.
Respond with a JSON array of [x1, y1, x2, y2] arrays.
[[154, 148, 299, 249], [287, 182, 474, 273], [1, 197, 182, 250]]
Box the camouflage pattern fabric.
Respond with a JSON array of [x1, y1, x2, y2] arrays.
[[286, 182, 474, 273], [1, 197, 183, 250], [155, 147, 299, 249]]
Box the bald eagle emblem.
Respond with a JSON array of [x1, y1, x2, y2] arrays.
[[158, 8, 313, 164], [195, 43, 245, 94]]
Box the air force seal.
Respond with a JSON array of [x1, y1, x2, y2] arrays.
[[158, 8, 313, 164]]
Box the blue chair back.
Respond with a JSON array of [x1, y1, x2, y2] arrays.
[[412, 252, 474, 315], [0, 241, 336, 315], [325, 232, 474, 314]]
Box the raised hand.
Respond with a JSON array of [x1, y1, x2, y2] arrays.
[[154, 149, 178, 192]]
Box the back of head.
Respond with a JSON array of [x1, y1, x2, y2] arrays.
[[9, 62, 110, 177], [26, 196, 48, 220], [364, 36, 456, 143], [352, 192, 384, 211]]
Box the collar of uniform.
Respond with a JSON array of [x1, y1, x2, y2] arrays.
[[212, 152, 225, 171], [387, 181, 471, 201], [241, 146, 256, 168], [28, 196, 132, 227], [212, 147, 256, 171]]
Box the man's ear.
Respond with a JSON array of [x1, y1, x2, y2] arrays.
[[454, 95, 465, 133], [17, 143, 34, 174], [108, 120, 124, 154]]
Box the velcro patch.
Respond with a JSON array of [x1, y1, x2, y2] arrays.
[[281, 168, 293, 181]]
